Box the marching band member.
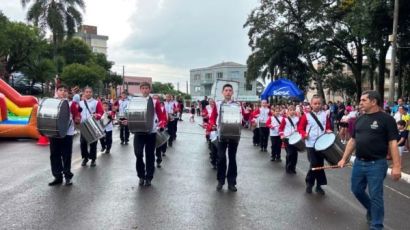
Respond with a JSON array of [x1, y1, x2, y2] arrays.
[[266, 106, 283, 161], [164, 94, 178, 147], [209, 84, 240, 192], [203, 98, 218, 168], [257, 100, 271, 152], [153, 95, 168, 168], [48, 84, 81, 186], [118, 91, 130, 145], [251, 104, 260, 146], [79, 86, 104, 167], [127, 82, 167, 186], [99, 101, 115, 154], [279, 105, 299, 173], [298, 95, 332, 195]]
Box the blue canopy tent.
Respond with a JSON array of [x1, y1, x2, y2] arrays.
[[260, 79, 304, 101]]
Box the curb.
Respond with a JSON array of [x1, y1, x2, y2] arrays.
[[350, 156, 410, 184]]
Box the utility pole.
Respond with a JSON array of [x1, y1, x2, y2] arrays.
[[122, 65, 125, 94], [186, 80, 188, 94], [388, 0, 399, 102]]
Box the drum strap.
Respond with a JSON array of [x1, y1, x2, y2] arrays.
[[310, 112, 324, 131], [84, 100, 93, 116], [287, 117, 295, 129], [274, 116, 281, 125]]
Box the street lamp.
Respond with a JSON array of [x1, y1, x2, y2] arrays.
[[388, 0, 399, 102]]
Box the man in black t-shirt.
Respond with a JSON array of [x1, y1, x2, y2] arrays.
[[338, 90, 401, 229]]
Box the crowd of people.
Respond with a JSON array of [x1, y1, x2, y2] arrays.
[[46, 82, 403, 229]]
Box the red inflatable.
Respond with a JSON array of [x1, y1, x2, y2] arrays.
[[0, 93, 7, 121], [0, 79, 38, 107]]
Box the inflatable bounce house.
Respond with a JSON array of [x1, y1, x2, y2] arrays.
[[0, 79, 41, 139]]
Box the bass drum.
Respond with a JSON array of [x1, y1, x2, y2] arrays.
[[37, 98, 70, 138], [155, 131, 170, 148], [314, 133, 346, 165], [219, 103, 242, 142], [287, 132, 305, 152], [126, 96, 155, 133], [80, 117, 105, 144]]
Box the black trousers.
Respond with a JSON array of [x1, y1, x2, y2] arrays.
[[120, 124, 130, 142], [134, 133, 156, 180], [80, 135, 97, 160], [100, 130, 113, 151], [284, 140, 298, 172], [155, 143, 167, 164], [217, 139, 239, 185], [253, 128, 260, 145], [209, 141, 218, 166], [50, 135, 73, 180], [259, 127, 269, 149], [167, 120, 177, 144], [306, 147, 327, 186], [270, 136, 282, 159]]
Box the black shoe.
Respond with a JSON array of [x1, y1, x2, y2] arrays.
[[145, 180, 152, 186], [81, 158, 88, 166], [48, 178, 63, 186], [276, 158, 282, 162], [216, 182, 224, 191], [168, 142, 173, 147], [139, 178, 145, 186], [90, 160, 96, 167], [125, 141, 129, 145], [270, 157, 276, 161], [105, 150, 110, 154], [315, 186, 325, 195], [291, 169, 297, 174], [306, 185, 313, 194], [100, 148, 105, 153], [286, 170, 292, 174], [228, 185, 237, 192], [121, 141, 124, 145], [65, 178, 73, 186], [157, 164, 162, 168]]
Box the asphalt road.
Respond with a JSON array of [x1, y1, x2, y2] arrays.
[[0, 115, 409, 230]]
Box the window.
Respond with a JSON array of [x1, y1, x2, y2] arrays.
[[244, 71, 247, 79], [205, 73, 212, 80], [245, 83, 253, 91], [217, 72, 223, 79], [194, 74, 201, 80], [194, 86, 201, 92], [229, 71, 240, 78]]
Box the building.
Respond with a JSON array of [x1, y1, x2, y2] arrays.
[[116, 76, 152, 96], [75, 25, 108, 55], [190, 62, 258, 101]]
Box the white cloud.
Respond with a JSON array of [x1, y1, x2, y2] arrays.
[[0, 0, 258, 87]]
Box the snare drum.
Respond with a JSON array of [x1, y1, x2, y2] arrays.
[[219, 103, 242, 141], [80, 117, 105, 143], [288, 132, 305, 152], [126, 96, 155, 133], [37, 98, 70, 138], [155, 131, 170, 148], [314, 133, 346, 165]]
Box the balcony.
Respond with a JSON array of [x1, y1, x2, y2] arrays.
[[200, 79, 214, 85]]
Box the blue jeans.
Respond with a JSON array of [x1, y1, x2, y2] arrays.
[[351, 158, 388, 230]]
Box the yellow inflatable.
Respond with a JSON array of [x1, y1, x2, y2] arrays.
[[5, 98, 33, 116]]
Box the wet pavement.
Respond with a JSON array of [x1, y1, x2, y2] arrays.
[[0, 114, 409, 230]]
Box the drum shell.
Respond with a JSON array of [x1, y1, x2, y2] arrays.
[[37, 98, 70, 138], [127, 97, 154, 133], [155, 131, 170, 148], [288, 132, 305, 152], [314, 133, 346, 165], [219, 104, 242, 142], [80, 117, 105, 144]]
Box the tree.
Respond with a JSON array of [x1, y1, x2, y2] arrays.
[[152, 82, 191, 99], [21, 58, 56, 94], [60, 38, 92, 65], [21, 0, 85, 57], [60, 63, 103, 88]]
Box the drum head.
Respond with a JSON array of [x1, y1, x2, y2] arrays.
[[314, 133, 336, 151], [37, 98, 70, 137], [288, 132, 301, 145]]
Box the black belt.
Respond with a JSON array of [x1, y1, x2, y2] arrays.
[[357, 157, 380, 162]]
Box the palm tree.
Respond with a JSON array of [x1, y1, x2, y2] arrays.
[[21, 0, 85, 57]]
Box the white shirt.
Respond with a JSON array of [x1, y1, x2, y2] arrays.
[[66, 101, 75, 136], [304, 111, 327, 148], [282, 116, 299, 137], [118, 99, 129, 114], [79, 98, 98, 122], [269, 115, 282, 136]]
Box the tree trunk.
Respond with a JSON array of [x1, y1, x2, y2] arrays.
[[398, 59, 403, 99], [377, 46, 389, 101], [315, 75, 326, 104], [369, 70, 374, 90]]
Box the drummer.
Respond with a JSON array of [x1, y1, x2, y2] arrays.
[[251, 104, 261, 146], [164, 94, 177, 147], [298, 95, 332, 195], [118, 91, 130, 145], [127, 82, 167, 186], [209, 84, 240, 192], [279, 105, 299, 174], [266, 106, 283, 161], [48, 84, 81, 186], [153, 95, 168, 168], [79, 86, 104, 167], [99, 101, 115, 154], [257, 100, 272, 152]]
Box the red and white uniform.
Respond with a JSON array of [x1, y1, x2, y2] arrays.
[[79, 98, 104, 122], [266, 115, 283, 136], [149, 97, 167, 133], [256, 107, 271, 127], [278, 115, 299, 138], [297, 111, 332, 148], [67, 101, 81, 136]]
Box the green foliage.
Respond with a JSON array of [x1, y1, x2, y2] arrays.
[[152, 81, 191, 100], [60, 38, 93, 65], [60, 63, 103, 88]]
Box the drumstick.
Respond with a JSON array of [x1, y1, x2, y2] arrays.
[[312, 163, 352, 171]]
